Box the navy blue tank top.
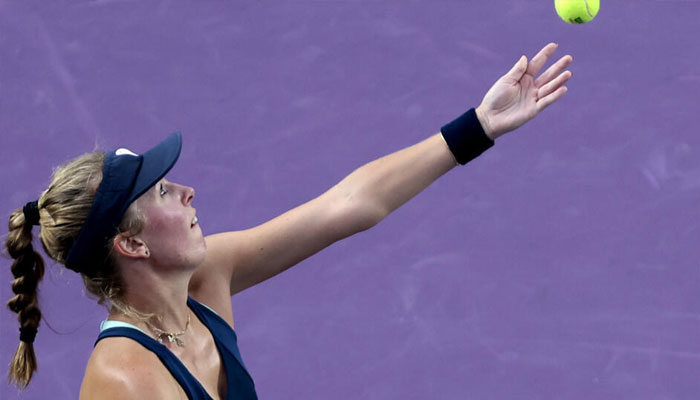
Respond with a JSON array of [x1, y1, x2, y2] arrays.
[[95, 297, 258, 400]]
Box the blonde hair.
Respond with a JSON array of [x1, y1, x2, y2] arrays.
[[5, 152, 147, 388]]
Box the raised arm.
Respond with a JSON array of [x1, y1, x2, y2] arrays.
[[189, 43, 572, 307], [197, 132, 458, 300]]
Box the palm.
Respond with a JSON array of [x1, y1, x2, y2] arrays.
[[478, 43, 573, 139], [485, 73, 538, 123]]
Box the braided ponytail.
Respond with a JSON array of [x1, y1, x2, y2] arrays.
[[5, 152, 148, 389], [6, 205, 45, 388]]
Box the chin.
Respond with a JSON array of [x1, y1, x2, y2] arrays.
[[189, 245, 208, 268], [187, 247, 207, 268]]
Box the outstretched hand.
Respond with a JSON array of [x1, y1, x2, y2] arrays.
[[475, 43, 573, 140]]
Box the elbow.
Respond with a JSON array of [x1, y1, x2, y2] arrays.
[[328, 176, 389, 237], [335, 195, 387, 235], [354, 203, 388, 232]]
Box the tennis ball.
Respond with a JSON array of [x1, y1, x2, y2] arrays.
[[554, 0, 600, 24]]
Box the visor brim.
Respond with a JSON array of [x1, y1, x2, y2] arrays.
[[129, 131, 182, 203]]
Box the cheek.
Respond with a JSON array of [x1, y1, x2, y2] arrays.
[[147, 213, 179, 231], [142, 212, 190, 248], [141, 211, 206, 266]]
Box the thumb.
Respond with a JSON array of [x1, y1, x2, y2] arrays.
[[505, 55, 528, 81]]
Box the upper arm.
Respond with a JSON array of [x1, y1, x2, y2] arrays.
[[189, 133, 455, 306], [190, 183, 378, 302]]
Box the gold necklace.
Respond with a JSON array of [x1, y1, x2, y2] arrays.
[[145, 312, 191, 347]]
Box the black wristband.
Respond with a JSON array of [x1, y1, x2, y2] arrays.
[[440, 108, 494, 165]]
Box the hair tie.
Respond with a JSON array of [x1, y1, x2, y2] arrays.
[[23, 201, 40, 226], [19, 326, 37, 344]]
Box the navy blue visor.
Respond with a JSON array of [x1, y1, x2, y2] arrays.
[[65, 132, 182, 274]]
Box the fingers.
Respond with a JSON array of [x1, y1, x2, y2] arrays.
[[537, 70, 572, 100], [536, 86, 568, 113], [526, 42, 559, 77], [535, 54, 573, 88], [504, 55, 528, 83]]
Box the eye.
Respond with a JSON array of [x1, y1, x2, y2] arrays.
[[159, 183, 168, 196]]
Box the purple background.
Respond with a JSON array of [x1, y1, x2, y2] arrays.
[[2, 1, 700, 399]]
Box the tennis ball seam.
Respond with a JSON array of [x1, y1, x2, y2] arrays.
[[583, 0, 593, 18]]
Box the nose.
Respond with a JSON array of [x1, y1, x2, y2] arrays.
[[181, 185, 195, 206]]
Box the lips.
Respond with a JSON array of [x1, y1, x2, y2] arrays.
[[191, 215, 198, 228]]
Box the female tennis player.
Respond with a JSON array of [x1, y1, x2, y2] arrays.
[[6, 43, 572, 399]]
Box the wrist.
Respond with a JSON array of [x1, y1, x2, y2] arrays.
[[475, 105, 497, 140], [439, 107, 494, 165]]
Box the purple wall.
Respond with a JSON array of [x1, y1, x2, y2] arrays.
[[2, 1, 700, 399]]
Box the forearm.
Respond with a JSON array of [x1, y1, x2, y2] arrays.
[[332, 132, 458, 229]]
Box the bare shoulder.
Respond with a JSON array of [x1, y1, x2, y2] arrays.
[[79, 337, 185, 400]]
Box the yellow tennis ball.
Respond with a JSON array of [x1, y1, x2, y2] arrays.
[[554, 0, 600, 24]]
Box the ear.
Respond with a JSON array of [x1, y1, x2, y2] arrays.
[[112, 233, 150, 259]]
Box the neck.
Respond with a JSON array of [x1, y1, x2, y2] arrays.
[[109, 259, 193, 333]]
